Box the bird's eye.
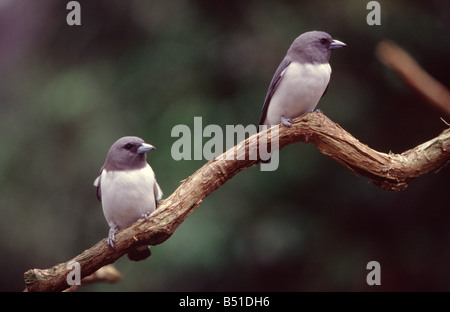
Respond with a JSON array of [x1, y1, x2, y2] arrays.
[[320, 38, 329, 45], [124, 143, 133, 150]]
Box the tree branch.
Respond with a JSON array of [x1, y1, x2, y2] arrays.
[[376, 40, 450, 116], [23, 113, 450, 291], [62, 264, 122, 292]]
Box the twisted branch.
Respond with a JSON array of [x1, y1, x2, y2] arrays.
[[24, 113, 450, 291]]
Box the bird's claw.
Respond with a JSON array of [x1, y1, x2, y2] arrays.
[[281, 117, 293, 127], [107, 227, 117, 249], [141, 212, 151, 221]]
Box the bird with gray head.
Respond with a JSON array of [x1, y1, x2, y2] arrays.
[[259, 31, 346, 128], [94, 136, 163, 261]]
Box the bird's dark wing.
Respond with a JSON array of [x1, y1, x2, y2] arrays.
[[258, 56, 292, 126], [154, 175, 163, 203], [93, 167, 104, 202]]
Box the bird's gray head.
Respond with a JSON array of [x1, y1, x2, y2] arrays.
[[288, 31, 346, 64], [104, 136, 155, 171]]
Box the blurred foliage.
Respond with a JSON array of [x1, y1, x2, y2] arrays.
[[0, 0, 449, 291]]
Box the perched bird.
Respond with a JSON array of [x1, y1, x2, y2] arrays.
[[259, 31, 346, 128], [94, 136, 163, 261]]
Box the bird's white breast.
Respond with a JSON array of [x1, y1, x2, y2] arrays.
[[100, 165, 160, 229], [265, 62, 331, 126]]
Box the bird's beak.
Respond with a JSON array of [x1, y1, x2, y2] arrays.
[[330, 39, 347, 49], [137, 143, 155, 154]]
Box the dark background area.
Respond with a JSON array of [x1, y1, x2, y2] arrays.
[[0, 0, 449, 291]]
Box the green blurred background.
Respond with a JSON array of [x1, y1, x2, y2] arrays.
[[1, 0, 449, 291]]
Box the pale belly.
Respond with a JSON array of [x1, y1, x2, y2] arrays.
[[100, 166, 158, 229], [265, 62, 331, 126]]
